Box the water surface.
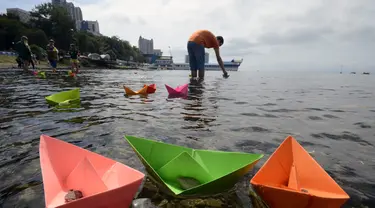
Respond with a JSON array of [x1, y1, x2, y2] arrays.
[[0, 69, 374, 207]]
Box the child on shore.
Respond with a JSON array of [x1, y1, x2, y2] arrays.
[[68, 44, 80, 73], [46, 39, 58, 72]]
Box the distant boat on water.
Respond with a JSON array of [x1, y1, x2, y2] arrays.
[[350, 72, 356, 74], [363, 72, 370, 75]]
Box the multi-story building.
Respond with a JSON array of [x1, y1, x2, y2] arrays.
[[185, 52, 210, 63], [74, 7, 82, 21], [52, 0, 67, 6], [153, 49, 162, 56], [6, 8, 31, 24], [80, 20, 101, 36], [65, 2, 75, 20], [138, 36, 154, 55], [52, 0, 83, 29]]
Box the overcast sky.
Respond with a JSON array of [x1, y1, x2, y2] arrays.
[[2, 0, 374, 71]]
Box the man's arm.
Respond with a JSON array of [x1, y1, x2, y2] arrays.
[[214, 48, 228, 75]]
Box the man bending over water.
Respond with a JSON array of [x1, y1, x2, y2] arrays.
[[187, 30, 229, 80]]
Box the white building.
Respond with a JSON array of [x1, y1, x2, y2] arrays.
[[153, 49, 162, 56], [185, 52, 209, 63], [138, 36, 154, 55], [6, 8, 31, 24], [80, 20, 100, 36]]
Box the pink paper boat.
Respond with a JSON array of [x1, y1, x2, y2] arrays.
[[165, 83, 189, 98], [39, 135, 145, 208]]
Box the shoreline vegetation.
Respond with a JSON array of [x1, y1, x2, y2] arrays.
[[0, 2, 146, 71], [0, 55, 140, 70]]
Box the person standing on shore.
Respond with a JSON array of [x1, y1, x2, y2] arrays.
[[187, 30, 229, 80], [15, 36, 32, 72], [46, 39, 59, 72], [68, 44, 80, 73]]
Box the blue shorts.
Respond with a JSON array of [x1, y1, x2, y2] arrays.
[[49, 59, 57, 68], [187, 41, 205, 71]]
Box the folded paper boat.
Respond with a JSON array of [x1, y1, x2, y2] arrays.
[[165, 83, 188, 98], [145, 84, 156, 94], [45, 88, 80, 106], [124, 135, 263, 196], [250, 136, 350, 208], [123, 85, 148, 96], [39, 135, 145, 208]]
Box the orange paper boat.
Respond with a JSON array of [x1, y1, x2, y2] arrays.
[[144, 84, 156, 94], [39, 135, 145, 208], [250, 136, 349, 208], [123, 85, 148, 96]]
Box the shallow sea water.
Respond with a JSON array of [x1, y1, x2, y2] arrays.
[[0, 69, 374, 207]]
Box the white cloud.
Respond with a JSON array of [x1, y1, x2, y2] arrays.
[[72, 0, 375, 71]]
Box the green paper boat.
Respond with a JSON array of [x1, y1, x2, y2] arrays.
[[45, 88, 80, 107], [124, 136, 264, 196]]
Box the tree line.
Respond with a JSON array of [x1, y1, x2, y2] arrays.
[[0, 3, 145, 62]]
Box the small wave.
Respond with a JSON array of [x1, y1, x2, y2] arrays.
[[311, 132, 373, 146], [240, 112, 278, 118], [354, 122, 372, 129], [235, 140, 278, 154], [263, 103, 277, 106], [308, 116, 323, 120], [257, 107, 299, 113], [323, 114, 340, 119], [230, 126, 271, 133], [234, 101, 248, 105], [305, 107, 325, 111]]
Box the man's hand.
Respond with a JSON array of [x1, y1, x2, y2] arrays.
[[223, 71, 230, 78]]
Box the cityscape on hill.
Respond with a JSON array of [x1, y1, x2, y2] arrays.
[[1, 0, 244, 71], [6, 0, 101, 36]]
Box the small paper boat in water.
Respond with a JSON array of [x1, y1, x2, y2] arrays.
[[39, 135, 145, 208], [45, 88, 80, 106], [33, 70, 46, 79], [123, 84, 156, 96], [68, 70, 76, 78], [165, 83, 188, 98], [145, 84, 156, 94], [250, 136, 350, 208], [124, 135, 263, 196]]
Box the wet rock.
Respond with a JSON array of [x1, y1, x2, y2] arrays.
[[64, 189, 83, 202], [132, 198, 157, 208]]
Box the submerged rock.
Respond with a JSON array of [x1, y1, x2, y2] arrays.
[[177, 177, 201, 190], [132, 198, 157, 208], [64, 189, 83, 202]]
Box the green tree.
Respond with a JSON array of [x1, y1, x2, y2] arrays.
[[30, 44, 46, 59], [25, 29, 48, 47], [30, 3, 75, 50], [1, 3, 145, 63]]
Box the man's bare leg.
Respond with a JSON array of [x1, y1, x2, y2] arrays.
[[198, 69, 205, 81], [22, 60, 29, 72], [191, 70, 197, 78]]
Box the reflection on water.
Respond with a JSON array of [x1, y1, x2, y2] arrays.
[[0, 69, 375, 207]]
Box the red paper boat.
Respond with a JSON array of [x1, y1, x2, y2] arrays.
[[144, 84, 156, 94], [39, 135, 145, 208]]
